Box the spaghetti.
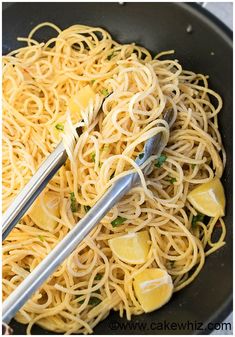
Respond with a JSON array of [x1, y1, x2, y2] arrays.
[[2, 23, 226, 334]]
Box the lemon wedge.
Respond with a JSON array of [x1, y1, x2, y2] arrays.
[[108, 231, 150, 264], [133, 268, 173, 313], [51, 85, 95, 141], [187, 177, 225, 217], [29, 192, 60, 231], [68, 85, 96, 123]]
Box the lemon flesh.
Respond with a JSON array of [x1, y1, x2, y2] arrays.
[[29, 192, 60, 231], [68, 85, 96, 122], [187, 177, 225, 217], [108, 231, 150, 264], [51, 85, 96, 141], [133, 268, 173, 313]]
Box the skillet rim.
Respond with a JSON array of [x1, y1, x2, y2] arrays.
[[177, 3, 233, 334], [182, 2, 233, 44]]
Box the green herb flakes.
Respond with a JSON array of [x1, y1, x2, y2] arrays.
[[70, 192, 77, 212], [38, 235, 45, 242], [55, 123, 64, 131], [91, 152, 96, 162], [192, 213, 204, 228], [79, 293, 101, 305], [94, 274, 103, 281], [111, 216, 127, 227], [168, 177, 177, 184], [100, 89, 109, 97], [155, 154, 167, 168], [88, 297, 102, 306], [138, 153, 144, 160]]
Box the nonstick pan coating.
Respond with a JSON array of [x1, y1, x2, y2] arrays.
[[2, 2, 233, 335]]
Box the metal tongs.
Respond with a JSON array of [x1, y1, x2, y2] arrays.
[[2, 110, 173, 326]]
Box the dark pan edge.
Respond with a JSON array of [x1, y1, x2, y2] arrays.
[[180, 3, 233, 334], [180, 2, 233, 45]]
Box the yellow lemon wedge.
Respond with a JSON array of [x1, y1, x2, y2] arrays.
[[68, 85, 96, 123], [28, 192, 60, 231], [51, 85, 95, 141], [108, 231, 150, 264], [133, 268, 173, 313], [187, 177, 225, 217]]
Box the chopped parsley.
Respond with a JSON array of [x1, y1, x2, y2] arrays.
[[78, 291, 102, 306], [91, 79, 96, 84], [38, 235, 45, 242], [55, 123, 64, 131], [192, 213, 205, 228], [111, 216, 127, 227], [70, 192, 77, 212], [191, 163, 196, 169], [168, 177, 177, 184], [138, 153, 144, 160], [91, 152, 96, 162], [100, 89, 109, 97], [155, 154, 167, 168], [88, 297, 102, 306], [94, 273, 103, 280], [84, 205, 91, 213], [79, 298, 101, 305]]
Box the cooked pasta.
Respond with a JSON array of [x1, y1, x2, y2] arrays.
[[2, 23, 226, 334]]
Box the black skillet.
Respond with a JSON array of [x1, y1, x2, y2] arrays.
[[2, 2, 233, 335]]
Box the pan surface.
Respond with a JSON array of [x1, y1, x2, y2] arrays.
[[2, 2, 233, 335]]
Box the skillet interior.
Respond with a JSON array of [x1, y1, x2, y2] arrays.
[[2, 2, 233, 335]]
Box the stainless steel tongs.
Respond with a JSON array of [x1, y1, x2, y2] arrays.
[[2, 110, 173, 326]]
